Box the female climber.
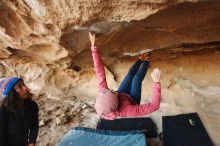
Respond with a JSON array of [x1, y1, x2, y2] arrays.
[[89, 32, 161, 120]]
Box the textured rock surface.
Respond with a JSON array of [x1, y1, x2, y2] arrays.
[[0, 0, 220, 146]]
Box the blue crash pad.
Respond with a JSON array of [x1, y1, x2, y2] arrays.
[[57, 127, 147, 146]]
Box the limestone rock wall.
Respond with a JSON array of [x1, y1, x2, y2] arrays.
[[0, 0, 220, 145]]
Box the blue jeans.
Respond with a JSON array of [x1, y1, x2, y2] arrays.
[[118, 60, 149, 104]]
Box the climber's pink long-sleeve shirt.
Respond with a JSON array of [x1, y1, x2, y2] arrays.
[[91, 47, 161, 118]]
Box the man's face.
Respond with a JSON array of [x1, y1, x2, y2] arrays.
[[14, 80, 30, 99]]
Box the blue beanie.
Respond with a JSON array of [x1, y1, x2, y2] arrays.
[[0, 77, 22, 98]]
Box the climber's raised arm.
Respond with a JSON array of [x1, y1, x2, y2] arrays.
[[89, 32, 108, 91]]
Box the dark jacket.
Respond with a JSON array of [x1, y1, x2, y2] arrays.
[[0, 99, 39, 146]]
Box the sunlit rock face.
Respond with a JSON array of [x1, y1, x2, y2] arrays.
[[0, 0, 220, 145]]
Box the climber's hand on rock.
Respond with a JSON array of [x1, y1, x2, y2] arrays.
[[89, 32, 96, 48], [151, 68, 161, 83]]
